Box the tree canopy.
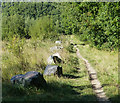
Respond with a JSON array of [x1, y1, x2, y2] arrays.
[[2, 2, 119, 50]]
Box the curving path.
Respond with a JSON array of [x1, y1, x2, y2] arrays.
[[75, 46, 111, 103]]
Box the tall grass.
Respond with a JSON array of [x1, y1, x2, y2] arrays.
[[2, 35, 96, 102], [71, 35, 119, 102]]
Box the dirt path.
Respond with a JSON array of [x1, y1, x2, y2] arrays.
[[75, 46, 111, 103]]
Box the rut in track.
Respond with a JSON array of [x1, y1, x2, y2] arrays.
[[75, 46, 111, 103]]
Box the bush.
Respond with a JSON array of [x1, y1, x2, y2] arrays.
[[6, 36, 25, 56], [2, 14, 25, 40], [29, 16, 55, 40], [66, 44, 76, 53]]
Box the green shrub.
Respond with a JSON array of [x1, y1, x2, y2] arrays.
[[29, 16, 55, 40], [2, 14, 25, 40], [6, 36, 25, 56], [66, 44, 76, 53]]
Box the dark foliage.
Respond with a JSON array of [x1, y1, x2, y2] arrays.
[[2, 2, 119, 50]]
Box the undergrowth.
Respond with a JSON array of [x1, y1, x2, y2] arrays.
[[2, 35, 96, 102]]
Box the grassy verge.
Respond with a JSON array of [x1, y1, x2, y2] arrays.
[[2, 36, 97, 102], [71, 35, 119, 103]]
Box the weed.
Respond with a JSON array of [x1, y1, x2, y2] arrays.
[[66, 44, 76, 53]]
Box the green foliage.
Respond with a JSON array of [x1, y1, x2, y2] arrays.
[[2, 14, 25, 40], [2, 2, 56, 40], [68, 55, 79, 66], [29, 16, 54, 40], [77, 2, 119, 50], [55, 3, 79, 35], [55, 2, 119, 50], [6, 36, 25, 56], [66, 43, 76, 53], [2, 2, 55, 19], [2, 2, 119, 50]]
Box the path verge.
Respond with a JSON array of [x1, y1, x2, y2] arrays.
[[75, 46, 111, 103]]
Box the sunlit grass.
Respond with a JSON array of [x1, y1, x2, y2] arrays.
[[70, 35, 119, 102], [2, 36, 96, 102]]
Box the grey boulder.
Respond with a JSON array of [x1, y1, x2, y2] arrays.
[[44, 65, 63, 77], [23, 71, 46, 88], [47, 53, 62, 64], [11, 71, 46, 88], [47, 55, 54, 64], [11, 74, 24, 85]]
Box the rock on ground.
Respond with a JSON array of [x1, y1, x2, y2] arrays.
[[47, 55, 54, 64], [47, 53, 62, 64], [52, 53, 61, 59], [55, 41, 62, 44], [11, 71, 46, 88], [11, 74, 24, 84], [44, 65, 63, 77]]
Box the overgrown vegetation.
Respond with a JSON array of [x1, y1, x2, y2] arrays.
[[2, 35, 97, 102], [2, 2, 119, 50], [69, 35, 119, 102], [1, 2, 119, 102]]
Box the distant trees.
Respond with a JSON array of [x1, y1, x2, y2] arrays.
[[29, 16, 54, 40], [2, 2, 119, 50], [77, 2, 119, 50], [55, 2, 119, 50], [2, 14, 25, 40], [2, 2, 56, 40]]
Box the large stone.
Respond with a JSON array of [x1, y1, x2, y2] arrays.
[[47, 56, 54, 64], [23, 71, 46, 88], [11, 74, 24, 85], [57, 46, 63, 50], [44, 65, 63, 77], [11, 71, 46, 88], [52, 53, 61, 59], [47, 53, 62, 64]]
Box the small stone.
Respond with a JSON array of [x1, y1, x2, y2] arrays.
[[52, 53, 61, 59], [53, 56, 62, 64], [55, 41, 62, 44], [50, 46, 58, 52]]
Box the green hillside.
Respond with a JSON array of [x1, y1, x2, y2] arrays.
[[1, 2, 119, 103]]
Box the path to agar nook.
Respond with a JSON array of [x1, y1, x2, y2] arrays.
[[75, 46, 111, 103]]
